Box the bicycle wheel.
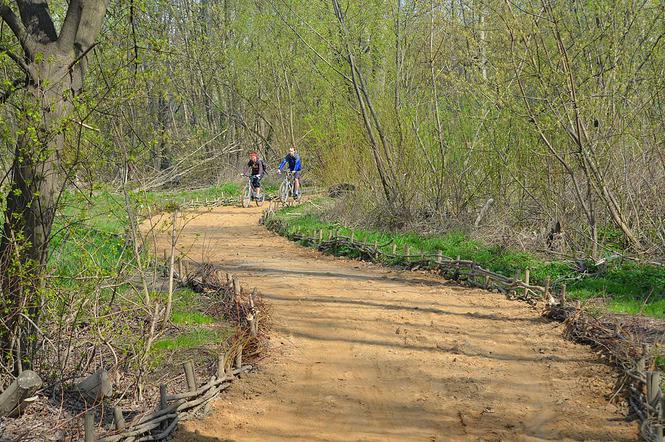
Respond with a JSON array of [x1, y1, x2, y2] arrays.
[[241, 182, 252, 208], [278, 180, 290, 203]]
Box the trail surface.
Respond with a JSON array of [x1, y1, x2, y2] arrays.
[[154, 205, 634, 441]]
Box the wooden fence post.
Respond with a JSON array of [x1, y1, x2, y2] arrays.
[[218, 353, 227, 378], [0, 370, 42, 417], [392, 243, 397, 255], [544, 276, 551, 299], [318, 229, 323, 244], [524, 268, 530, 297], [436, 250, 443, 264], [373, 240, 379, 259], [350, 232, 355, 244], [75, 369, 113, 402], [235, 347, 243, 369], [84, 411, 95, 442], [560, 284, 567, 304], [158, 383, 168, 430], [647, 371, 661, 404], [233, 278, 241, 297], [113, 407, 126, 431], [404, 245, 410, 263], [159, 384, 167, 410], [484, 275, 490, 290], [183, 362, 197, 392]]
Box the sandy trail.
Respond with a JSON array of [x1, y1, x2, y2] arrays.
[[151, 205, 634, 441]]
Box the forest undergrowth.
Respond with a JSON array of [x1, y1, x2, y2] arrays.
[[0, 185, 247, 440]]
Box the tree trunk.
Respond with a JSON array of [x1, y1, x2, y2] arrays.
[[1, 69, 72, 370], [0, 0, 108, 371]]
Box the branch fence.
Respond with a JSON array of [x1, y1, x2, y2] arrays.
[[261, 203, 664, 442], [75, 263, 263, 442]]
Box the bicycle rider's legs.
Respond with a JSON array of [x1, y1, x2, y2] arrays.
[[251, 175, 262, 197], [294, 171, 301, 196]]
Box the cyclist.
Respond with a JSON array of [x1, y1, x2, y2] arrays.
[[277, 146, 302, 198], [243, 151, 264, 199]]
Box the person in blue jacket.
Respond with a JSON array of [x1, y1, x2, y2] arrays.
[[277, 146, 302, 198]]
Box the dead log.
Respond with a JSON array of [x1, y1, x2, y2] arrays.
[[76, 368, 113, 401], [0, 370, 42, 417]]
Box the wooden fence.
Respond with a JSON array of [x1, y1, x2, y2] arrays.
[[75, 261, 263, 441], [88, 358, 252, 442], [261, 206, 664, 442], [75, 261, 262, 441]]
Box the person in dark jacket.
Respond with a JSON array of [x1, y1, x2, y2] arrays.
[[277, 146, 302, 198], [244, 151, 264, 198]]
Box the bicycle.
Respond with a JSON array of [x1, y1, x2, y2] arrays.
[[278, 170, 301, 203], [241, 174, 264, 208]]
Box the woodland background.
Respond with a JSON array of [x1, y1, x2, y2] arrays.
[[0, 1, 664, 437]]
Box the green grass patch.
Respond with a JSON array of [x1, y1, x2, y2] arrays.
[[48, 186, 241, 354], [273, 199, 665, 318], [49, 191, 130, 281], [152, 327, 227, 352], [171, 311, 216, 326], [137, 182, 242, 209], [134, 181, 279, 212]]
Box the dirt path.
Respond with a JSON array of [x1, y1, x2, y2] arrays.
[[153, 205, 635, 441]]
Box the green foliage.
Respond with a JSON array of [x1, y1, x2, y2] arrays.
[[152, 327, 229, 352], [171, 311, 216, 326]]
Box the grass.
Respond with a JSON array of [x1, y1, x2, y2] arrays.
[[134, 181, 279, 212], [47, 186, 246, 354], [152, 287, 232, 356], [273, 199, 665, 318], [152, 327, 227, 352], [136, 182, 242, 210], [49, 191, 129, 280]]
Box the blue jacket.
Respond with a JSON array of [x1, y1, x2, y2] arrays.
[[278, 153, 302, 172]]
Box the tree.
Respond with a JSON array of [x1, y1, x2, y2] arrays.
[[0, 0, 107, 371]]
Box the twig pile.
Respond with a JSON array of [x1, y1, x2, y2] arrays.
[[545, 304, 665, 442]]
